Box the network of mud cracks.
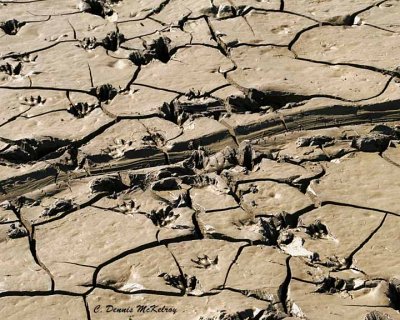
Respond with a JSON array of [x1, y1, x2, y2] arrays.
[[0, 0, 400, 319]]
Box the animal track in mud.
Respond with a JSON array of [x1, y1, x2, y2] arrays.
[[79, 36, 98, 50], [0, 19, 25, 35], [101, 30, 125, 51], [191, 255, 218, 269], [0, 62, 22, 76], [145, 206, 178, 227], [159, 272, 198, 293], [128, 36, 172, 66], [90, 83, 118, 102], [305, 220, 329, 239], [77, 0, 115, 18], [19, 95, 46, 107], [7, 222, 28, 239], [67, 102, 98, 118]]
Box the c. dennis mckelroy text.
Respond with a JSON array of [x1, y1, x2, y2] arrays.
[[93, 304, 178, 314]]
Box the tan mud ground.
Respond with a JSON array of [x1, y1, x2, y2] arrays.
[[0, 0, 400, 319]]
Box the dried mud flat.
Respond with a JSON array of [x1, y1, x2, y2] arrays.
[[0, 0, 400, 319]]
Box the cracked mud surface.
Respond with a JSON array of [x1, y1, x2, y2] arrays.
[[0, 0, 400, 319]]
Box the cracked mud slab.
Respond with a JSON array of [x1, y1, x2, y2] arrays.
[[0, 0, 399, 319]]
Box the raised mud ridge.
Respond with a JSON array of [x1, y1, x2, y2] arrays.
[[0, 0, 400, 320]]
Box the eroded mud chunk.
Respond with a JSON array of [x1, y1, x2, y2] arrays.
[[0, 137, 69, 163], [351, 134, 391, 152], [191, 255, 218, 269], [41, 199, 73, 217], [237, 140, 254, 170], [89, 175, 126, 193], [296, 135, 334, 147], [351, 125, 398, 152]]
